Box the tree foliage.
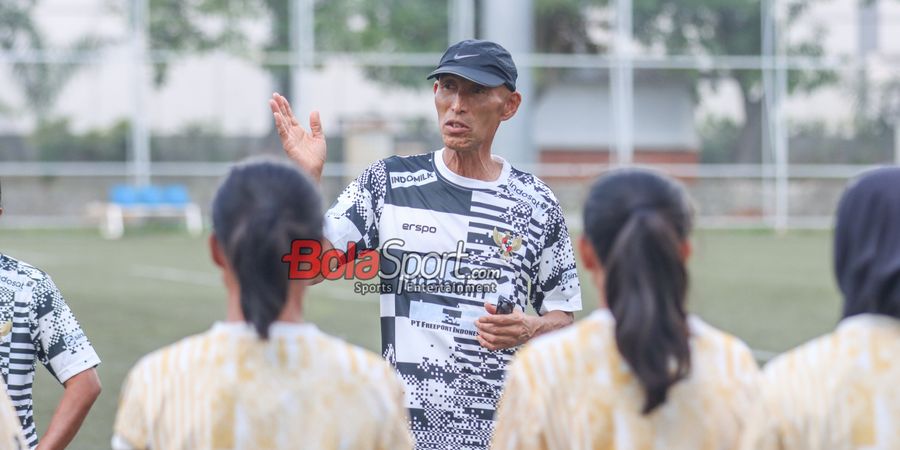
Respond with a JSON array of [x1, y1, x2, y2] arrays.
[[142, 0, 838, 161], [2, 0, 105, 120]]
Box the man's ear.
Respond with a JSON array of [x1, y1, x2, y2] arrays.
[[209, 234, 226, 268], [433, 80, 440, 94], [0, 207, 4, 219], [500, 91, 522, 121], [578, 235, 601, 271]]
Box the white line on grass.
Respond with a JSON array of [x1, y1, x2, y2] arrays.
[[130, 265, 220, 288]]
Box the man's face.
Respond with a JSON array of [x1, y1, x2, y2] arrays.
[[433, 74, 521, 153]]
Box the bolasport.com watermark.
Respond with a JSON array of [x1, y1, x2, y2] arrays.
[[281, 238, 502, 296]]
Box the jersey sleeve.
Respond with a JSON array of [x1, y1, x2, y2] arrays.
[[30, 275, 101, 384], [112, 363, 150, 450], [323, 160, 387, 252], [531, 202, 582, 315]]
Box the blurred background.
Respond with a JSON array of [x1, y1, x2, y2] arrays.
[[0, 0, 897, 448]]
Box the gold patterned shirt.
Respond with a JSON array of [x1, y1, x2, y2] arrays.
[[492, 309, 761, 450], [112, 322, 413, 450]]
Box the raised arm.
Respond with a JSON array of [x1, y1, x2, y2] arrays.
[[269, 93, 327, 183]]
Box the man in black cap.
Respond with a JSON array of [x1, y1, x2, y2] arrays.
[[269, 39, 582, 450]]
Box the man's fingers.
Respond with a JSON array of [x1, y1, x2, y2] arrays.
[[283, 94, 297, 118], [273, 93, 290, 119], [484, 302, 498, 315], [273, 112, 286, 137], [478, 331, 513, 351], [478, 313, 517, 326], [477, 335, 496, 351], [309, 111, 323, 137], [268, 98, 280, 115]]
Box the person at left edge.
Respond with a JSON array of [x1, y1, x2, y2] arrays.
[[0, 178, 102, 450]]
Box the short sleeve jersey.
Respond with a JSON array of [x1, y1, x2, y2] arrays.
[[324, 149, 583, 450], [492, 309, 761, 450], [0, 253, 101, 448], [112, 322, 413, 450], [750, 314, 900, 450]]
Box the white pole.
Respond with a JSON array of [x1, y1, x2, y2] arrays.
[[894, 121, 900, 165], [773, 5, 789, 235], [481, 0, 535, 163], [612, 0, 634, 166], [291, 0, 315, 125], [130, 0, 150, 186], [761, 0, 774, 225], [450, 0, 476, 43]]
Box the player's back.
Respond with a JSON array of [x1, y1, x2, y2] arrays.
[[492, 309, 761, 450], [756, 313, 900, 450], [113, 322, 412, 450]]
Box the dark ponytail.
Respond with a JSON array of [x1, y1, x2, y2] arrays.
[[583, 169, 693, 414], [212, 159, 323, 339]]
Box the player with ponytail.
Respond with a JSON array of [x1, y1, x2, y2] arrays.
[[112, 159, 412, 450], [492, 169, 761, 450]]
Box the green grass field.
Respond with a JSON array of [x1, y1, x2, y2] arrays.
[[0, 228, 841, 449]]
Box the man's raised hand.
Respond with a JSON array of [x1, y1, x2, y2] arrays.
[[269, 93, 326, 182]]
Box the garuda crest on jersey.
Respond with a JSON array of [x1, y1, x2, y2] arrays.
[[492, 227, 523, 260]]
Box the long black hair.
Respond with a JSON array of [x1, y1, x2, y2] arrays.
[[835, 167, 900, 320], [582, 169, 694, 414], [211, 159, 323, 339]]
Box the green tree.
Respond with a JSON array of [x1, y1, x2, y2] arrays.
[[1, 1, 104, 121], [143, 0, 448, 97], [143, 0, 836, 162], [632, 0, 836, 162], [532, 0, 835, 163]]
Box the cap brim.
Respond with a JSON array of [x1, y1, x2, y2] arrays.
[[426, 66, 506, 88]]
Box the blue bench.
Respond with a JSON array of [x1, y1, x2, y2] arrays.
[[102, 184, 203, 239]]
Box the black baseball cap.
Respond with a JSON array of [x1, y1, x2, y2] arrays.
[[427, 40, 518, 92]]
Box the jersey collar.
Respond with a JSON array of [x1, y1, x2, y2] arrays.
[[433, 148, 511, 190]]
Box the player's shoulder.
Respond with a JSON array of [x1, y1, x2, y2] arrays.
[[684, 315, 761, 384], [381, 152, 434, 172], [506, 167, 562, 211], [688, 316, 756, 361], [764, 314, 900, 379], [357, 153, 434, 190], [128, 329, 217, 378], [0, 253, 52, 288], [515, 310, 614, 373], [311, 331, 399, 383]]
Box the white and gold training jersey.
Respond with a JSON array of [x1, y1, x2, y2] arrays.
[[492, 309, 761, 450], [751, 313, 900, 450], [112, 322, 413, 450], [0, 384, 26, 450]]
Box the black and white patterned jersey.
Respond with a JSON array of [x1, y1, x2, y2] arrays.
[[0, 253, 101, 449], [324, 149, 582, 450]]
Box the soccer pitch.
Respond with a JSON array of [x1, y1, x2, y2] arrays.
[[0, 228, 840, 449]]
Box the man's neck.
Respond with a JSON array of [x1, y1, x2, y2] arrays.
[[443, 146, 503, 182]]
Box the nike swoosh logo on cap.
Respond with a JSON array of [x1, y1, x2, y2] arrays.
[[454, 53, 479, 60]]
